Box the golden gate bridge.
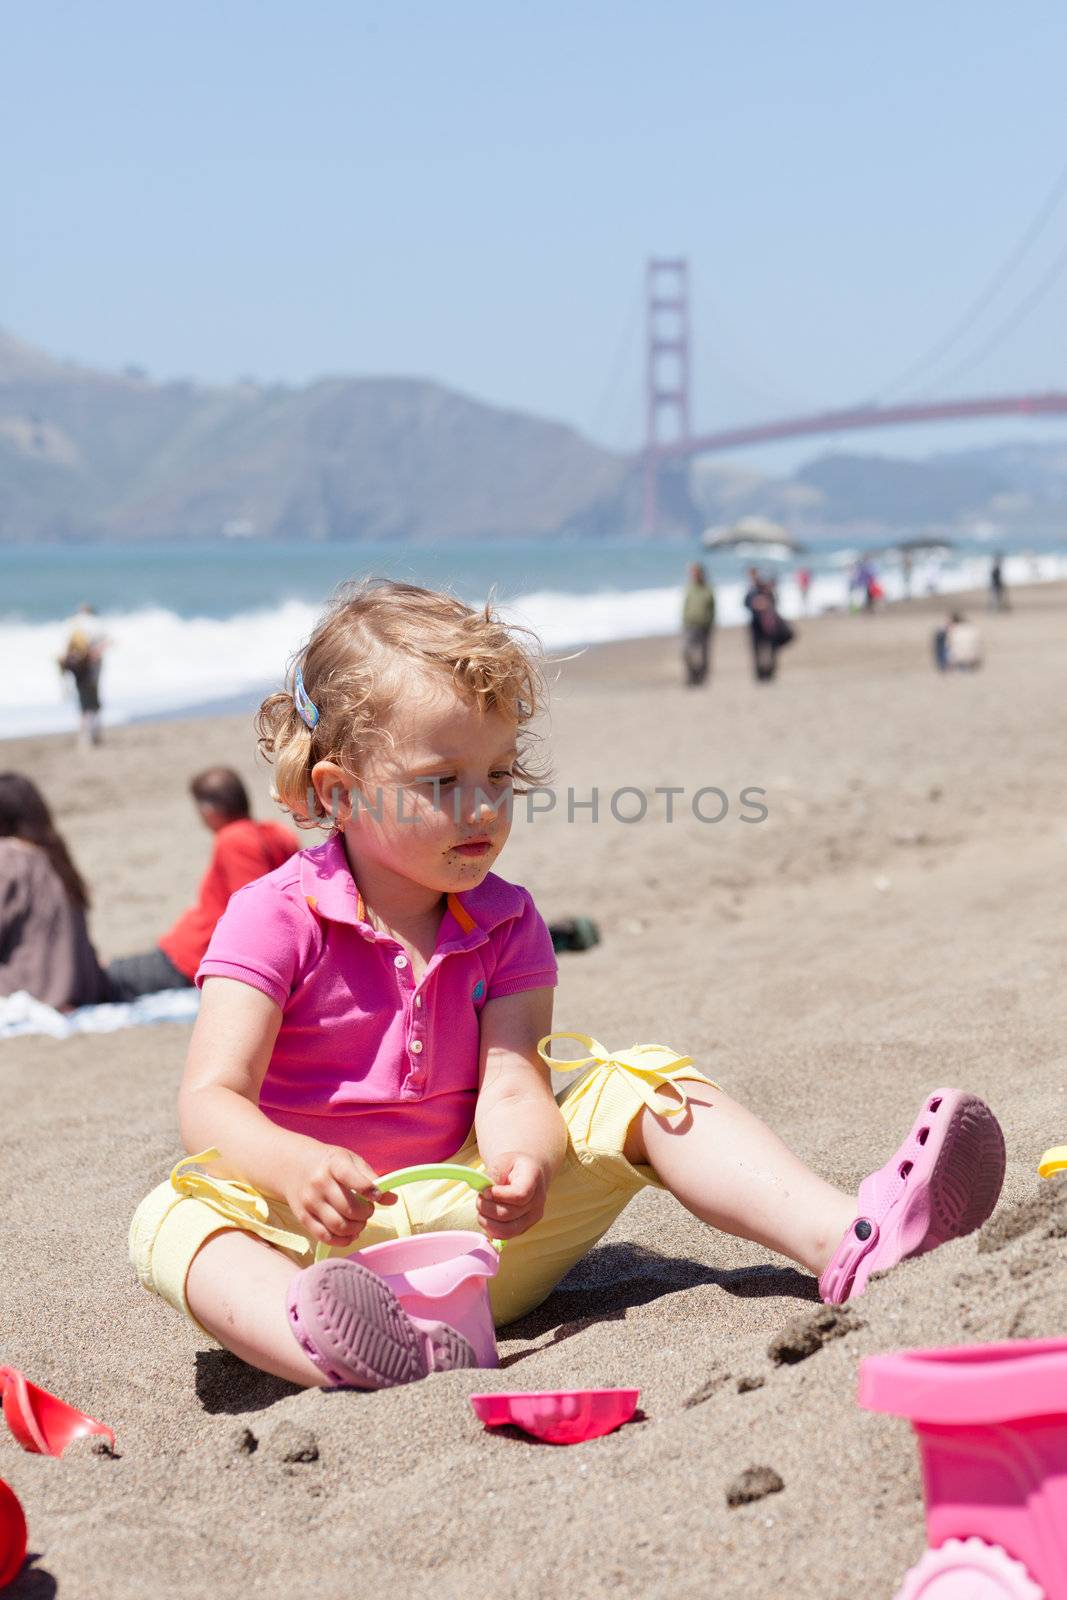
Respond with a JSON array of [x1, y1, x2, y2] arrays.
[[641, 258, 1067, 532]]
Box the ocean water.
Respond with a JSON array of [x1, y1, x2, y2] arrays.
[[2, 535, 1066, 738]]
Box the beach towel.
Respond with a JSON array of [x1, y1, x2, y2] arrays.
[[0, 987, 200, 1040]]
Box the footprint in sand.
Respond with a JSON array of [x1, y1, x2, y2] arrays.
[[265, 1422, 320, 1465], [767, 1303, 861, 1366], [726, 1466, 784, 1509], [683, 1365, 730, 1409]]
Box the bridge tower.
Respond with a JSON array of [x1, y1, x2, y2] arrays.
[[643, 257, 691, 534]]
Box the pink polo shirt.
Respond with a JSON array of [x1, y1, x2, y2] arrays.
[[196, 833, 558, 1174]]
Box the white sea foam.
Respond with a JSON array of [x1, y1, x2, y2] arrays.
[[2, 599, 322, 738], [3, 552, 1065, 739]]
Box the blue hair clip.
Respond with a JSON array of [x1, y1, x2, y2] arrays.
[[293, 663, 320, 730]]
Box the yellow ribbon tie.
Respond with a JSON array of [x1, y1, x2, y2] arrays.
[[170, 1149, 312, 1256], [537, 1032, 695, 1117]]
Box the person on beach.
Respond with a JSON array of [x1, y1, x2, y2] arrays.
[[107, 768, 298, 1001], [129, 579, 1005, 1391], [851, 559, 881, 613], [847, 561, 865, 613], [0, 773, 111, 1009], [901, 551, 913, 600], [946, 612, 982, 671], [933, 617, 951, 673], [933, 611, 983, 674], [58, 603, 109, 748], [744, 568, 792, 682], [681, 562, 716, 687], [989, 553, 1010, 613], [795, 566, 812, 612]]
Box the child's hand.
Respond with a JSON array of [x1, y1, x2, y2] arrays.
[[477, 1154, 549, 1241], [282, 1144, 397, 1248]]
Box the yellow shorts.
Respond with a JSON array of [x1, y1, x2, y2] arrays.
[[129, 1037, 718, 1333]]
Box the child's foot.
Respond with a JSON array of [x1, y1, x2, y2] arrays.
[[820, 1089, 1005, 1304], [287, 1258, 477, 1388]]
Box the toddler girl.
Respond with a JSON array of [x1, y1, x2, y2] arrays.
[[130, 580, 1005, 1390]]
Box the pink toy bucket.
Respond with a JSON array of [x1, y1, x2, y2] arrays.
[[352, 1231, 500, 1368], [860, 1339, 1067, 1597], [317, 1163, 503, 1367]]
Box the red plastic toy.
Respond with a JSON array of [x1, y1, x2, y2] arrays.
[[860, 1339, 1067, 1597], [470, 1388, 639, 1445], [0, 1367, 115, 1458], [0, 1480, 27, 1589]]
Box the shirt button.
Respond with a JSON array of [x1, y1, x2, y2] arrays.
[[414, 994, 423, 1008], [410, 1039, 423, 1054], [394, 953, 408, 969]]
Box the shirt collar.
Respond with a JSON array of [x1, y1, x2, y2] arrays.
[[298, 833, 527, 948]]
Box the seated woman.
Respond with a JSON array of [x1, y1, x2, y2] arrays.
[[0, 772, 111, 1010], [946, 613, 983, 671]]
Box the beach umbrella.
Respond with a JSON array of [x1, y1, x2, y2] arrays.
[[701, 515, 807, 559], [865, 536, 957, 565], [892, 536, 957, 555]]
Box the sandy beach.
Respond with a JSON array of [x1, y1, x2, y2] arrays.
[[2, 582, 1066, 1599]]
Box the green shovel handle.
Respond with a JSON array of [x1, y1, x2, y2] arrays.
[[313, 1162, 504, 1263]]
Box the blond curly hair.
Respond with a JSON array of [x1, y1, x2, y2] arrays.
[[256, 578, 550, 826]]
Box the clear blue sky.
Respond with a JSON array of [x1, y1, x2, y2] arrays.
[[5, 1, 1067, 465]]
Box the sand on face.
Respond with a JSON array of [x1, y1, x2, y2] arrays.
[[1, 584, 1065, 1598]]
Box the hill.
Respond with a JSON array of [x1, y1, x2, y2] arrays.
[[0, 332, 645, 542], [690, 440, 1067, 536], [3, 330, 1067, 541]]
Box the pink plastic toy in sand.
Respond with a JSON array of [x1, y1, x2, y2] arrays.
[[314, 1163, 503, 1368], [351, 1232, 501, 1369], [0, 1366, 115, 1458], [0, 1480, 27, 1590], [470, 1389, 640, 1445], [860, 1339, 1067, 1597]]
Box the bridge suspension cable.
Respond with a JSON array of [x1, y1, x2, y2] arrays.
[[910, 233, 1067, 397], [586, 284, 644, 448], [695, 297, 820, 422], [872, 154, 1067, 402]]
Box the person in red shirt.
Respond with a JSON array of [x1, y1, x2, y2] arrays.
[[106, 768, 298, 1000]]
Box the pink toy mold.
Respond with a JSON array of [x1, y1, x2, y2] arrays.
[[860, 1339, 1067, 1597], [350, 1232, 500, 1369], [470, 1388, 640, 1445]]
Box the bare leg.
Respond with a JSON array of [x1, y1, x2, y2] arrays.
[[624, 1083, 855, 1277], [185, 1229, 326, 1387]]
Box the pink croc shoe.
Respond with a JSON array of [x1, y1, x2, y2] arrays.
[[287, 1258, 477, 1389], [820, 1089, 1005, 1305]]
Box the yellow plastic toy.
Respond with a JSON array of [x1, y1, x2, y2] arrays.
[[1037, 1147, 1067, 1179]]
